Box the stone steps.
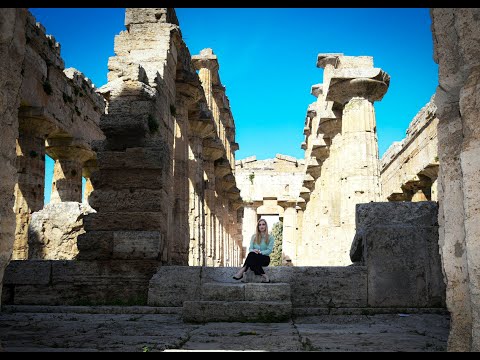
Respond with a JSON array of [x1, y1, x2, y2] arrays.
[[182, 281, 292, 323], [1, 304, 182, 315]]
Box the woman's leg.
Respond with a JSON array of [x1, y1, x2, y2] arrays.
[[233, 253, 255, 279], [247, 253, 268, 275], [260, 255, 271, 282]]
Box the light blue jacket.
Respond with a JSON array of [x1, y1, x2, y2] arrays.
[[249, 234, 275, 256]]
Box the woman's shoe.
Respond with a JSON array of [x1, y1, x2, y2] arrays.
[[233, 274, 243, 280]]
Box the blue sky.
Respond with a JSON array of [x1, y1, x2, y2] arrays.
[[29, 8, 438, 203]]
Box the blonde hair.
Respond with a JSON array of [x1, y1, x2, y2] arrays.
[[254, 218, 269, 245]]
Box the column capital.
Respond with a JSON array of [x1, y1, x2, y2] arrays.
[[18, 106, 57, 137], [46, 137, 95, 163], [317, 53, 343, 69], [311, 84, 323, 98], [278, 199, 297, 208], [326, 68, 390, 105], [192, 48, 219, 71]]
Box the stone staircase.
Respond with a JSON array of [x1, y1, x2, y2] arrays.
[[182, 271, 292, 323]]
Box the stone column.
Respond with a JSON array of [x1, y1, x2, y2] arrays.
[[82, 159, 97, 204], [192, 49, 220, 127], [279, 201, 297, 265], [188, 135, 205, 266], [242, 203, 259, 254], [46, 139, 95, 204], [295, 206, 304, 263], [431, 8, 480, 351], [1, 8, 26, 309], [203, 160, 217, 266], [326, 67, 389, 265], [13, 114, 53, 260], [169, 94, 191, 264]]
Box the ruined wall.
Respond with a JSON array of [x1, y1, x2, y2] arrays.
[[235, 154, 304, 262], [299, 54, 389, 266], [0, 8, 26, 309], [381, 97, 439, 202], [431, 8, 480, 352], [8, 11, 105, 261], [80, 8, 243, 268]]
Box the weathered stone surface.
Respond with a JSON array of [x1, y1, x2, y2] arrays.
[[88, 188, 164, 212], [148, 266, 368, 309], [28, 202, 95, 260], [0, 8, 26, 308], [381, 97, 438, 201], [148, 266, 202, 307], [431, 8, 480, 351], [113, 231, 163, 259], [84, 212, 165, 231], [355, 201, 438, 229], [76, 231, 114, 259], [352, 202, 445, 308], [183, 300, 292, 323], [3, 260, 51, 285], [96, 148, 167, 169], [0, 310, 449, 352]]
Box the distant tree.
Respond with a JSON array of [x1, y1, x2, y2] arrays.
[[270, 221, 283, 266]]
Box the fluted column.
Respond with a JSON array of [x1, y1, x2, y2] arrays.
[[203, 160, 216, 266], [326, 66, 390, 265], [242, 202, 259, 261], [192, 49, 220, 125], [82, 159, 97, 204], [46, 139, 95, 204], [169, 94, 191, 264], [13, 116, 51, 260], [188, 135, 205, 266], [279, 201, 297, 265]]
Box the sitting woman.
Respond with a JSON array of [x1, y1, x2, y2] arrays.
[[233, 218, 275, 283]]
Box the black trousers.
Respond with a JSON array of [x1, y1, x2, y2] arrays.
[[243, 252, 270, 275]]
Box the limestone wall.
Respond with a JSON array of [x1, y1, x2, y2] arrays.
[[8, 11, 106, 261], [431, 8, 480, 351], [380, 97, 439, 202], [0, 8, 26, 309], [80, 8, 243, 268]]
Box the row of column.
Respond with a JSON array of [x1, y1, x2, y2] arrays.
[[13, 110, 96, 259]]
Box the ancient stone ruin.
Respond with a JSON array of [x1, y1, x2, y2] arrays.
[[0, 7, 479, 351]]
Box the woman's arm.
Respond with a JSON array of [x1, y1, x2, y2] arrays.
[[248, 235, 255, 253], [261, 235, 275, 256]]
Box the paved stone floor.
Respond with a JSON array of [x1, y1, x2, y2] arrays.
[[0, 307, 450, 352]]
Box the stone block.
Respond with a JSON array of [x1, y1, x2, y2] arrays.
[[201, 283, 245, 301], [366, 226, 444, 307], [90, 169, 165, 191], [3, 260, 51, 285], [51, 260, 159, 285], [245, 283, 291, 301], [113, 231, 163, 259], [96, 148, 167, 169], [148, 266, 202, 307], [83, 212, 165, 231], [88, 189, 165, 212], [356, 201, 438, 229], [76, 231, 114, 259], [182, 300, 292, 323], [288, 266, 368, 308]]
